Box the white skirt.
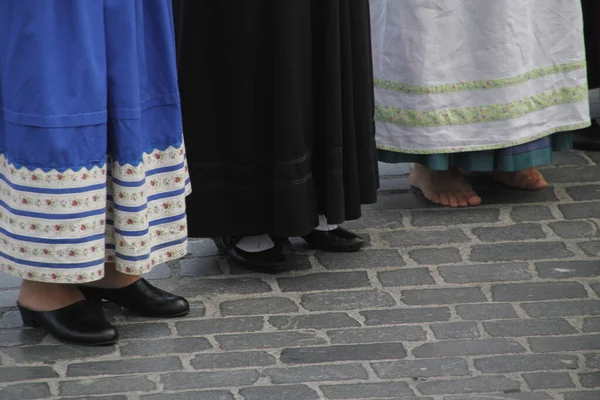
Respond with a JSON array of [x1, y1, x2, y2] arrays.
[[371, 0, 591, 154]]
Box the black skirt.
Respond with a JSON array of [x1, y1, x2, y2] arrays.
[[175, 0, 379, 238], [583, 0, 599, 89]]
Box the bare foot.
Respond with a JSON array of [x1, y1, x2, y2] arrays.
[[410, 164, 482, 207], [18, 281, 84, 311], [83, 263, 140, 289], [491, 168, 548, 190]]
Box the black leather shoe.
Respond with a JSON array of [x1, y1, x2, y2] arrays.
[[18, 300, 118, 346], [302, 227, 365, 252], [78, 279, 189, 318], [214, 237, 287, 273]]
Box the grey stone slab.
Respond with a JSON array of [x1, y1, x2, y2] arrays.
[[142, 263, 172, 280], [585, 353, 600, 368], [549, 221, 599, 238], [0, 329, 46, 347], [60, 376, 156, 397], [492, 282, 587, 302], [142, 391, 234, 400], [470, 185, 559, 206], [373, 358, 470, 379], [445, 394, 553, 400], [220, 297, 298, 316], [362, 307, 451, 325], [67, 356, 182, 377], [483, 318, 577, 337], [4, 344, 116, 363], [320, 382, 417, 399], [564, 392, 600, 400], [456, 304, 518, 320], [240, 385, 319, 400], [187, 239, 220, 257], [529, 334, 600, 352], [378, 268, 436, 287], [409, 247, 462, 265], [120, 338, 212, 357], [523, 372, 576, 390], [510, 205, 554, 222], [176, 317, 264, 336], [0, 311, 25, 329], [472, 224, 546, 242], [413, 339, 526, 358], [381, 229, 470, 247], [566, 184, 600, 201], [191, 351, 276, 370], [474, 354, 579, 373], [417, 376, 521, 395], [278, 272, 370, 292], [264, 364, 368, 384], [580, 372, 600, 388], [440, 263, 531, 284], [522, 300, 600, 317], [268, 313, 360, 330], [560, 201, 600, 220], [161, 370, 260, 391], [280, 343, 407, 364], [328, 326, 427, 344], [180, 257, 222, 277], [0, 274, 22, 289], [543, 165, 600, 184], [583, 317, 600, 333], [301, 290, 396, 311], [342, 209, 404, 230], [316, 250, 404, 270], [0, 383, 51, 400], [550, 150, 589, 166], [116, 322, 171, 340], [163, 278, 271, 297], [0, 366, 58, 383], [579, 240, 600, 257], [401, 287, 486, 305], [470, 242, 573, 262], [411, 209, 500, 227], [0, 290, 18, 308], [431, 322, 480, 339], [215, 331, 326, 350], [536, 261, 600, 279]]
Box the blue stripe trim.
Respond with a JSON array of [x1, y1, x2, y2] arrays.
[[0, 251, 105, 269], [113, 212, 186, 237], [114, 236, 187, 262], [0, 173, 106, 195], [108, 187, 187, 213], [0, 226, 104, 245], [112, 162, 185, 188], [0, 200, 105, 220]]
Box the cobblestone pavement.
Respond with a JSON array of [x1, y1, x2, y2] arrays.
[[1, 151, 600, 400]]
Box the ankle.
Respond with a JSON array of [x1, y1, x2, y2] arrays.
[[19, 281, 84, 311], [84, 263, 140, 289]]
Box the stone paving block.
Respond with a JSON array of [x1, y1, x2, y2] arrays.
[[411, 208, 500, 227], [301, 290, 396, 311], [549, 221, 598, 238], [543, 165, 600, 184], [491, 282, 587, 302], [551, 150, 590, 166], [431, 322, 480, 339], [579, 240, 600, 257], [522, 300, 600, 318], [580, 372, 600, 388], [190, 351, 276, 369], [409, 247, 462, 265], [316, 250, 404, 270], [593, 284, 600, 296], [220, 297, 298, 316], [560, 201, 600, 220], [59, 396, 127, 400], [188, 239, 220, 257], [277, 272, 369, 292], [412, 338, 526, 358], [120, 338, 213, 357], [362, 307, 451, 325], [0, 329, 46, 347], [566, 184, 600, 201], [417, 376, 521, 395], [142, 263, 173, 280], [529, 334, 600, 352], [161, 370, 260, 391], [474, 354, 579, 373], [510, 205, 554, 222], [378, 268, 436, 287], [142, 391, 234, 400], [381, 228, 470, 247], [474, 185, 559, 205], [342, 210, 405, 230], [264, 364, 368, 384], [268, 313, 360, 330], [0, 366, 57, 383], [0, 311, 25, 329], [483, 318, 577, 337], [3, 343, 116, 363], [470, 241, 573, 262], [0, 290, 18, 308], [0, 382, 51, 400], [180, 257, 222, 277], [239, 385, 319, 400], [60, 376, 156, 397], [472, 224, 546, 242], [280, 343, 407, 364], [440, 263, 531, 284], [215, 331, 326, 350], [67, 356, 182, 377], [116, 322, 171, 340], [176, 317, 264, 336], [583, 318, 600, 333], [164, 278, 271, 297], [401, 287, 487, 305], [0, 274, 22, 289], [320, 382, 417, 399], [536, 261, 600, 279], [327, 326, 427, 344], [564, 392, 600, 400], [455, 303, 518, 320], [585, 353, 600, 368], [523, 372, 576, 390], [444, 394, 553, 400], [372, 358, 470, 379]]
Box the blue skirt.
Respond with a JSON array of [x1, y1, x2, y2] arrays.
[[0, 0, 190, 283]]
